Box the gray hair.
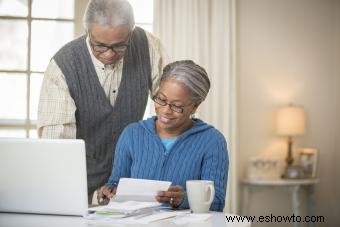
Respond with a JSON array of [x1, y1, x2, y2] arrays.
[[83, 0, 135, 31], [159, 60, 211, 103]]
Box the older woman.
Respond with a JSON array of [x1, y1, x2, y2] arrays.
[[100, 60, 229, 211]]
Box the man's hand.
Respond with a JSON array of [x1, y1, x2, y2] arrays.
[[97, 185, 116, 205]]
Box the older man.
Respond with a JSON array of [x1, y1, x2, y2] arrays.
[[37, 0, 167, 203]]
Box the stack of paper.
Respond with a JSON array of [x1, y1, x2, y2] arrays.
[[86, 178, 172, 220], [87, 209, 191, 224], [87, 201, 161, 219]]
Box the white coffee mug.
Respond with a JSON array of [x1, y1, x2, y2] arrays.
[[186, 180, 215, 213]]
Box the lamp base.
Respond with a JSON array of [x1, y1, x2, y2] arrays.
[[286, 136, 294, 166]]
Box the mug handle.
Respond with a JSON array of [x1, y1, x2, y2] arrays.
[[205, 184, 215, 205]]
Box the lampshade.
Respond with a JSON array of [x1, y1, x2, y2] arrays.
[[277, 105, 305, 136]]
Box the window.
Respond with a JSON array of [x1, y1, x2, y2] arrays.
[[0, 0, 75, 138], [0, 0, 154, 138], [128, 0, 153, 32]]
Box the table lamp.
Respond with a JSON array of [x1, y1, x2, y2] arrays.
[[276, 104, 305, 169]]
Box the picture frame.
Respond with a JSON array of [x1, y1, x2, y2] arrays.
[[284, 165, 304, 179], [298, 148, 318, 178]]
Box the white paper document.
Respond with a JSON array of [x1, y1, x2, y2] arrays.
[[113, 178, 172, 202], [113, 210, 190, 224], [86, 178, 172, 220], [86, 210, 191, 224]]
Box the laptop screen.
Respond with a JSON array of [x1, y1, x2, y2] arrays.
[[0, 138, 88, 216]]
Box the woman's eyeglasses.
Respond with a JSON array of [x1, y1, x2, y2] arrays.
[[153, 96, 193, 113]]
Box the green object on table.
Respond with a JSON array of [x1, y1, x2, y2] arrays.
[[95, 210, 125, 215]]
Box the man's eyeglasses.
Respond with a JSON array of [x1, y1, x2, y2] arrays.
[[153, 96, 193, 113], [89, 33, 130, 54]]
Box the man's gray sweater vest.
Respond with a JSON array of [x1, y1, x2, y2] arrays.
[[53, 27, 151, 194]]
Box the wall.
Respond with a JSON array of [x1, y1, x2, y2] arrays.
[[236, 0, 340, 226], [334, 0, 340, 224], [74, 0, 88, 37]]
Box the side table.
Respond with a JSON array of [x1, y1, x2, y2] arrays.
[[241, 178, 319, 227]]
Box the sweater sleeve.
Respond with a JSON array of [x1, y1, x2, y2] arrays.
[[201, 131, 229, 211], [106, 126, 133, 188]]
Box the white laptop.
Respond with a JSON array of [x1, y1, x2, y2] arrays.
[[0, 138, 88, 216]]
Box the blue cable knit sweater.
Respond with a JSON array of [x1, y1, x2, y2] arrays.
[[107, 116, 229, 211]]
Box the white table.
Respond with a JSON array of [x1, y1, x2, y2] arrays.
[[0, 212, 251, 227], [241, 178, 318, 227]]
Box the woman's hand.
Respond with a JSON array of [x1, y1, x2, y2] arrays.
[[156, 185, 185, 208], [97, 185, 116, 205]]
